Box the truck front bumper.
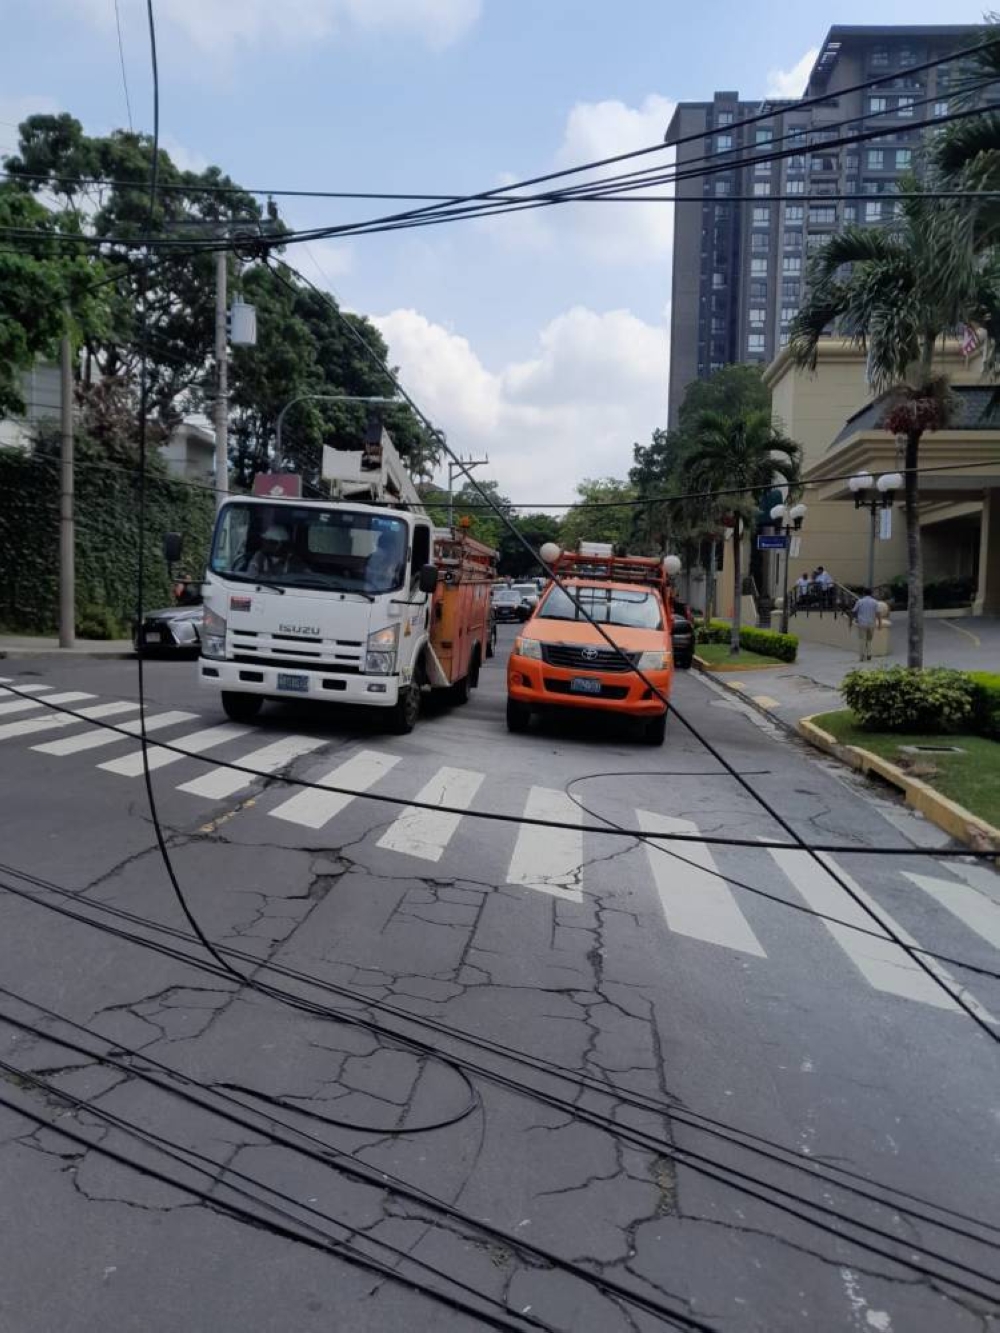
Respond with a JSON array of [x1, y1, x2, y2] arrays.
[[198, 659, 401, 708]]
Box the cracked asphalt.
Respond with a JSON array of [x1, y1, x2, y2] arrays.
[[0, 628, 999, 1332]]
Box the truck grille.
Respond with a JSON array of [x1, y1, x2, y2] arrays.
[[229, 632, 363, 672], [541, 644, 638, 673]]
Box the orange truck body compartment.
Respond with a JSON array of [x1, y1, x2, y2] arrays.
[[429, 528, 497, 687]]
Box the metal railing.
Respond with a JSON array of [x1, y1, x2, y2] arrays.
[[788, 578, 857, 620]]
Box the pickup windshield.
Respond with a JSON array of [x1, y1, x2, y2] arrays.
[[538, 586, 663, 629], [210, 502, 408, 595]]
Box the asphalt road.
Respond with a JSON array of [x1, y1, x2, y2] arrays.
[[0, 627, 998, 1332]]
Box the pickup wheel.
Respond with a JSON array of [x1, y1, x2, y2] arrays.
[[388, 682, 421, 734], [449, 672, 472, 706], [506, 698, 531, 733], [221, 691, 263, 723], [642, 711, 667, 746]]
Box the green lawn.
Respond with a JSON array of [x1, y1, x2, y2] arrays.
[[696, 643, 787, 667], [813, 709, 1000, 827]]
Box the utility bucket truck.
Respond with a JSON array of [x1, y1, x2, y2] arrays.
[[197, 427, 496, 733]]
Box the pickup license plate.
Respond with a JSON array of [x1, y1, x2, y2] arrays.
[[570, 676, 602, 695], [277, 673, 309, 693]]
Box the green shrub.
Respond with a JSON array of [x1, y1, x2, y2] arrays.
[[739, 626, 798, 662], [695, 619, 731, 644], [968, 672, 1000, 740], [76, 603, 125, 640], [841, 666, 975, 732]]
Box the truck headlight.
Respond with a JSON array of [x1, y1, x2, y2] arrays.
[[513, 637, 542, 659], [637, 649, 671, 670], [201, 606, 227, 659], [366, 624, 399, 674]]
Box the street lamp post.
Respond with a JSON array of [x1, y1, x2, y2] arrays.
[[770, 501, 808, 635], [273, 394, 398, 471], [848, 471, 903, 590]]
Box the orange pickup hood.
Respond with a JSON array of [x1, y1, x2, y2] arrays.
[[525, 617, 667, 652]]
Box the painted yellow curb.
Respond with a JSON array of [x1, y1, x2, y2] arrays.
[[797, 716, 1000, 857], [693, 654, 787, 674]]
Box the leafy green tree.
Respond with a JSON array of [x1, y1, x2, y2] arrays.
[[676, 362, 770, 434], [789, 186, 1000, 666], [683, 410, 800, 653], [421, 479, 511, 552], [558, 477, 637, 552], [498, 513, 561, 577]]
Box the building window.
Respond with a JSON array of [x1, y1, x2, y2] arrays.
[[845, 154, 859, 172], [715, 133, 733, 151], [866, 149, 884, 169], [712, 270, 726, 288], [753, 182, 772, 196], [865, 200, 882, 222], [752, 206, 770, 225], [870, 45, 889, 68], [717, 111, 734, 126], [811, 155, 838, 173], [755, 127, 773, 145], [785, 179, 804, 194], [779, 332, 790, 348], [899, 45, 917, 68], [844, 203, 857, 223], [755, 160, 771, 176], [782, 255, 802, 274], [749, 307, 766, 326], [785, 204, 804, 223], [750, 258, 768, 276], [783, 229, 803, 250], [897, 96, 914, 118], [787, 125, 806, 140], [934, 99, 949, 117], [711, 318, 726, 333], [787, 155, 805, 173], [715, 179, 731, 196], [809, 205, 836, 225], [751, 232, 769, 252], [781, 306, 797, 324], [896, 148, 912, 169], [747, 333, 766, 354], [869, 96, 888, 114], [781, 279, 799, 301], [750, 280, 767, 300]]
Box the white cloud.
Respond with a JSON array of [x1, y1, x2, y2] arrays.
[[479, 93, 676, 267], [375, 306, 667, 503], [302, 239, 356, 285], [161, 134, 209, 175], [765, 48, 818, 100], [0, 95, 61, 155], [73, 0, 480, 53]]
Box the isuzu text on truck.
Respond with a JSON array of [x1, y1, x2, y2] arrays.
[[197, 429, 496, 733]]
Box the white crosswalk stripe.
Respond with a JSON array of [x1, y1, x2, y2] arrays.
[[0, 690, 94, 717], [767, 848, 992, 1018], [0, 684, 53, 697], [377, 766, 484, 862], [506, 787, 584, 903], [270, 749, 400, 830], [98, 724, 251, 777], [32, 708, 189, 756], [639, 812, 766, 956], [0, 700, 139, 743], [178, 733, 325, 801], [903, 870, 1000, 952]]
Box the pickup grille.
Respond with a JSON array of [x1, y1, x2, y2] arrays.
[[541, 644, 639, 673]]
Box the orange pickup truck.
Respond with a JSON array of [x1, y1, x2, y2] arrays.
[[506, 545, 676, 745]]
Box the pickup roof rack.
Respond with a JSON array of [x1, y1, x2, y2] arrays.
[[550, 549, 670, 594]]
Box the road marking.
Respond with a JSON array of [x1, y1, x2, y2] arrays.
[[0, 684, 53, 697], [639, 812, 766, 956], [0, 700, 139, 743], [767, 848, 992, 1019], [903, 871, 1000, 951], [751, 695, 780, 709], [938, 617, 980, 647], [178, 733, 324, 801], [32, 707, 186, 755], [0, 690, 95, 718], [377, 766, 484, 861], [98, 724, 251, 777], [269, 749, 399, 830], [506, 787, 584, 903]]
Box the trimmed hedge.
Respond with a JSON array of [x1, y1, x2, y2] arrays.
[[968, 672, 1000, 740], [695, 620, 798, 662], [841, 667, 976, 733], [695, 619, 731, 645]]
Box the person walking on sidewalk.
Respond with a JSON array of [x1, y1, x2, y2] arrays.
[[854, 588, 881, 661]]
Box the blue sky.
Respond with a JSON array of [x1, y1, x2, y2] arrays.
[[0, 0, 989, 504]]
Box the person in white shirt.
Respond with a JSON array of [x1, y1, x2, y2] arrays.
[[854, 588, 882, 661]]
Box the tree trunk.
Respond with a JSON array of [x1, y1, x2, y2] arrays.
[[730, 522, 742, 655], [904, 430, 924, 669]]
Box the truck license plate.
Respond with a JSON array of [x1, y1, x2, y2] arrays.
[[570, 676, 601, 695], [277, 673, 309, 693]]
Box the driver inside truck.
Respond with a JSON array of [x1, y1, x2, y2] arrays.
[[365, 528, 406, 591], [247, 524, 304, 578]]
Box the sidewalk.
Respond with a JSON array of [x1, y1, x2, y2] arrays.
[[0, 635, 134, 659], [698, 615, 1000, 731]]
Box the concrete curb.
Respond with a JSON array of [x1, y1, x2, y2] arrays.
[[0, 647, 135, 660], [797, 715, 1000, 856], [693, 653, 787, 674]]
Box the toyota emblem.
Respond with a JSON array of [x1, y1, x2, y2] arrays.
[[581, 645, 599, 661]]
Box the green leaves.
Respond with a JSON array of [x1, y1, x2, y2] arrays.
[[841, 667, 976, 732]]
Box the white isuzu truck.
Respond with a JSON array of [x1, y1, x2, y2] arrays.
[[196, 429, 496, 733]]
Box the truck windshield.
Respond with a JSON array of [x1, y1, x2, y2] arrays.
[[538, 586, 663, 629], [209, 503, 409, 595]]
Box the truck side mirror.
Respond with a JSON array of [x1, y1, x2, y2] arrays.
[[163, 532, 183, 564], [418, 564, 439, 594]]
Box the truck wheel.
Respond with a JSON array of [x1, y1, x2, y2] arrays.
[[449, 673, 471, 706], [643, 712, 667, 746], [506, 698, 531, 733], [486, 625, 496, 659], [388, 682, 421, 734], [221, 691, 263, 723], [468, 647, 481, 689]]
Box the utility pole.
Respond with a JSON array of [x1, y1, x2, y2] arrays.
[[59, 314, 75, 648], [214, 249, 229, 509], [447, 455, 489, 527]]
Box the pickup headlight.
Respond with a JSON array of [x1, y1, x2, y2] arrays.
[[636, 649, 671, 670], [513, 637, 542, 660], [201, 606, 227, 659], [366, 624, 399, 675]]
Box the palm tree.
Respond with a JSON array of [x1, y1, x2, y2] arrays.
[[788, 185, 1000, 667], [683, 409, 801, 654]]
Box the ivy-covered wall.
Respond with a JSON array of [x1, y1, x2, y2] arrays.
[[0, 447, 215, 636]]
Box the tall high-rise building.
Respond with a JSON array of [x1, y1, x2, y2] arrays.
[[665, 25, 987, 424]]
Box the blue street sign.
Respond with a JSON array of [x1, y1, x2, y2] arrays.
[[757, 534, 788, 550]]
